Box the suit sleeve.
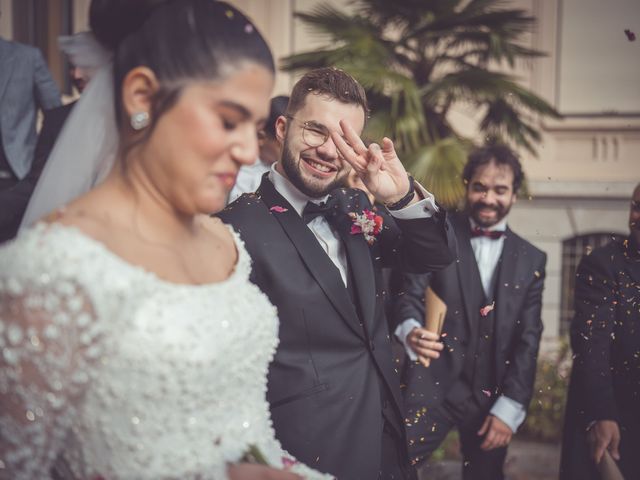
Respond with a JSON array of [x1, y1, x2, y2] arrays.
[[378, 205, 455, 274], [499, 253, 546, 407], [569, 250, 618, 422], [391, 272, 431, 328], [32, 49, 61, 111]]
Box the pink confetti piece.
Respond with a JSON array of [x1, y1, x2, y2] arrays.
[[270, 206, 288, 213], [480, 302, 495, 317], [624, 29, 636, 41], [482, 389, 492, 397], [244, 23, 254, 34], [282, 457, 297, 468]]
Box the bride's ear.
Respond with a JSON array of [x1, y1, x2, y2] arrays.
[[121, 67, 159, 126]]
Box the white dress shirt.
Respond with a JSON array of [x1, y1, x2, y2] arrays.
[[269, 164, 439, 286], [395, 217, 526, 433]]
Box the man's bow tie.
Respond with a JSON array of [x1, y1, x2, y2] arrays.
[[302, 197, 339, 223], [470, 227, 505, 240]]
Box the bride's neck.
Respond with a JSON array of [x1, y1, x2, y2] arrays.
[[105, 164, 200, 240]]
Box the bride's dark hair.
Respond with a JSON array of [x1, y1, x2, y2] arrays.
[[89, 0, 274, 129]]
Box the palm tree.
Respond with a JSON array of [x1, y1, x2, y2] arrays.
[[282, 0, 561, 207]]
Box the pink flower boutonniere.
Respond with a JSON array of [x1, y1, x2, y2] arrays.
[[349, 209, 383, 245]]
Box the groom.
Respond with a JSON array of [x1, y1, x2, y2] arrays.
[[219, 67, 453, 479]]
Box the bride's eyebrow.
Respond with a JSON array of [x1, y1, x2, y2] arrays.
[[216, 100, 252, 120]]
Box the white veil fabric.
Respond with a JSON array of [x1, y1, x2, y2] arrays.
[[19, 33, 118, 230]]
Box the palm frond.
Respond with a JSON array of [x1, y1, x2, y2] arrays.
[[409, 138, 469, 209]]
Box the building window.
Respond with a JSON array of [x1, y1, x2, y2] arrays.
[[12, 0, 73, 93], [560, 232, 624, 334]]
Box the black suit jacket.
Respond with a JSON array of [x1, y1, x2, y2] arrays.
[[560, 237, 640, 479], [0, 102, 73, 243], [218, 176, 453, 479], [397, 213, 546, 413]]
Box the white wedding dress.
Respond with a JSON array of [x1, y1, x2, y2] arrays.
[[0, 223, 329, 480]]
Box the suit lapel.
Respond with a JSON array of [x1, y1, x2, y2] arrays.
[[454, 214, 485, 331], [331, 191, 377, 333], [494, 228, 519, 358], [256, 177, 365, 340], [0, 40, 16, 104]]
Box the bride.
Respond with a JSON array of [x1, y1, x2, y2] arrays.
[[0, 1, 330, 479]]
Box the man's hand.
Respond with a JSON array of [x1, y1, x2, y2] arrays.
[[331, 120, 415, 206], [228, 464, 303, 480], [406, 327, 443, 365], [587, 420, 621, 464], [478, 415, 513, 451]]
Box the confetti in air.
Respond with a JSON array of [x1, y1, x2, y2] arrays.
[[269, 206, 288, 213], [624, 29, 636, 41]]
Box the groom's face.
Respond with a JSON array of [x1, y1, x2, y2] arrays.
[[276, 94, 365, 198]]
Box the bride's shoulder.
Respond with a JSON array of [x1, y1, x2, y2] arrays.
[[42, 194, 115, 244]]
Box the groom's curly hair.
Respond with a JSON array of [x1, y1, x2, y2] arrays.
[[286, 67, 369, 122]]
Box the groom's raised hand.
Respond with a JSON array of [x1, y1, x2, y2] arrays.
[[331, 120, 417, 207]]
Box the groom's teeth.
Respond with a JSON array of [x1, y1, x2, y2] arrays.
[[310, 161, 330, 172]]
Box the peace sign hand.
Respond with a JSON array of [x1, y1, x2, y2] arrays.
[[331, 120, 415, 206]]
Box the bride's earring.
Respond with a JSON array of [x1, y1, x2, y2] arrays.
[[130, 111, 150, 130]]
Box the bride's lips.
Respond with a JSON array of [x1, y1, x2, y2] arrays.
[[215, 173, 237, 189], [301, 156, 338, 177]]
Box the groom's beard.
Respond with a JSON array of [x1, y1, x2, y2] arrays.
[[280, 137, 349, 199]]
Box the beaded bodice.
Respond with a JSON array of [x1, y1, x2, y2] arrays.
[[0, 224, 329, 479]]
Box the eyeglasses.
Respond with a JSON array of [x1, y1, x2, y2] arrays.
[[286, 116, 331, 148]]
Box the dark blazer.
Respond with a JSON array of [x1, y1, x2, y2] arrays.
[[560, 237, 640, 479], [0, 103, 73, 243], [397, 212, 546, 411], [218, 176, 453, 479]]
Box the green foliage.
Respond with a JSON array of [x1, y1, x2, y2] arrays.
[[282, 0, 561, 208], [430, 429, 461, 461]]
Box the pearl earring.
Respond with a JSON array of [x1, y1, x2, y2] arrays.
[[130, 111, 150, 130]]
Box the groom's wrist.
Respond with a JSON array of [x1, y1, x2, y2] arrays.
[[385, 175, 416, 210]]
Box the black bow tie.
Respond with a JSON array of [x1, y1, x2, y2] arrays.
[[470, 227, 505, 240], [302, 197, 339, 224]]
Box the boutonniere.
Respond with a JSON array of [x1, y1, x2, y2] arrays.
[[348, 209, 383, 245]]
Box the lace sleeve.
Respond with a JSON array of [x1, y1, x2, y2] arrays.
[[0, 275, 102, 480]]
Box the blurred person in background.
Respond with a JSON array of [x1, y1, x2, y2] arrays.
[[0, 5, 61, 242], [395, 145, 546, 480], [560, 182, 640, 479], [228, 95, 289, 203], [1, 32, 99, 243]]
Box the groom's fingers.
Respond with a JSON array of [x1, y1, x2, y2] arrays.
[[366, 143, 383, 172], [331, 130, 366, 171], [339, 119, 368, 155], [381, 137, 395, 156]]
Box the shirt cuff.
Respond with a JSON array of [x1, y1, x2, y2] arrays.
[[388, 182, 438, 220], [490, 395, 526, 433], [394, 318, 422, 361]]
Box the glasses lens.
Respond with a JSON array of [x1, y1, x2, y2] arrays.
[[302, 123, 329, 147]]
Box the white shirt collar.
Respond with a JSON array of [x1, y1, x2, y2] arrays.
[[268, 163, 331, 217], [469, 217, 508, 233]]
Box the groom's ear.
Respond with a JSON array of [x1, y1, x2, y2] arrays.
[[120, 66, 159, 124]]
